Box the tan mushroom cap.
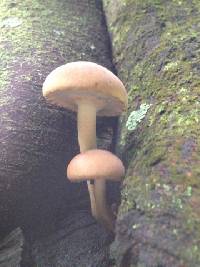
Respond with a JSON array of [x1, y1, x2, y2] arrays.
[[42, 61, 127, 116], [67, 149, 125, 182]]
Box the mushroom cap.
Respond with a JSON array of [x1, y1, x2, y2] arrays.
[[42, 61, 127, 116], [67, 149, 125, 182]]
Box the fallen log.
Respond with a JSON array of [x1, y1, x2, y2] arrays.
[[104, 0, 200, 266]]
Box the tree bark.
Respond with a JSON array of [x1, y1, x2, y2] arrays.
[[103, 0, 200, 266], [0, 0, 117, 265], [0, 228, 23, 267]]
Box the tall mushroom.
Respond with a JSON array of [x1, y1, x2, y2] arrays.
[[42, 61, 127, 228], [67, 149, 125, 232]]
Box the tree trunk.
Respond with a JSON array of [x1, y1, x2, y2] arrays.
[[0, 228, 23, 267], [0, 0, 117, 265], [103, 0, 200, 266]]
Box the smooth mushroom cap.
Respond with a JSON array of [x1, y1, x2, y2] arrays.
[[67, 149, 125, 182], [42, 61, 128, 116]]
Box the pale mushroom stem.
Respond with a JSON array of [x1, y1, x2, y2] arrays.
[[77, 100, 114, 231], [77, 101, 97, 218], [94, 179, 115, 232], [77, 100, 97, 152]]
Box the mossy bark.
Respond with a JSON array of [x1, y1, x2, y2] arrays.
[[103, 1, 200, 266], [0, 0, 116, 266]]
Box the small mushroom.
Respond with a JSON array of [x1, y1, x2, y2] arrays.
[[67, 149, 125, 232], [42, 61, 127, 227]]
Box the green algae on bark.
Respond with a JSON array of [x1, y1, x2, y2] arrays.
[[0, 0, 114, 242], [103, 0, 200, 266]]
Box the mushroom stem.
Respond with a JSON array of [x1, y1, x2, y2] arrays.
[[77, 100, 114, 231], [77, 100, 97, 152], [94, 179, 115, 232], [77, 100, 97, 218], [87, 181, 97, 219]]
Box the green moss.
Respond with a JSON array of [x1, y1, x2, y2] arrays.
[[104, 0, 200, 264], [0, 68, 9, 90], [0, 0, 80, 52], [0, 0, 95, 88]]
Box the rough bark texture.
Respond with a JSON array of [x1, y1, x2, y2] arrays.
[[29, 212, 113, 267], [103, 0, 200, 266], [0, 0, 118, 266], [0, 228, 23, 267]]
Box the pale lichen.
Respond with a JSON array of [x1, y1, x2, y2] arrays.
[[126, 103, 152, 131]]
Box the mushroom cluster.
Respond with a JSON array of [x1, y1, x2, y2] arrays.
[[42, 61, 127, 232]]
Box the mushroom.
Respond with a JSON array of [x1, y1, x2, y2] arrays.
[[42, 61, 127, 228], [67, 149, 125, 232]]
